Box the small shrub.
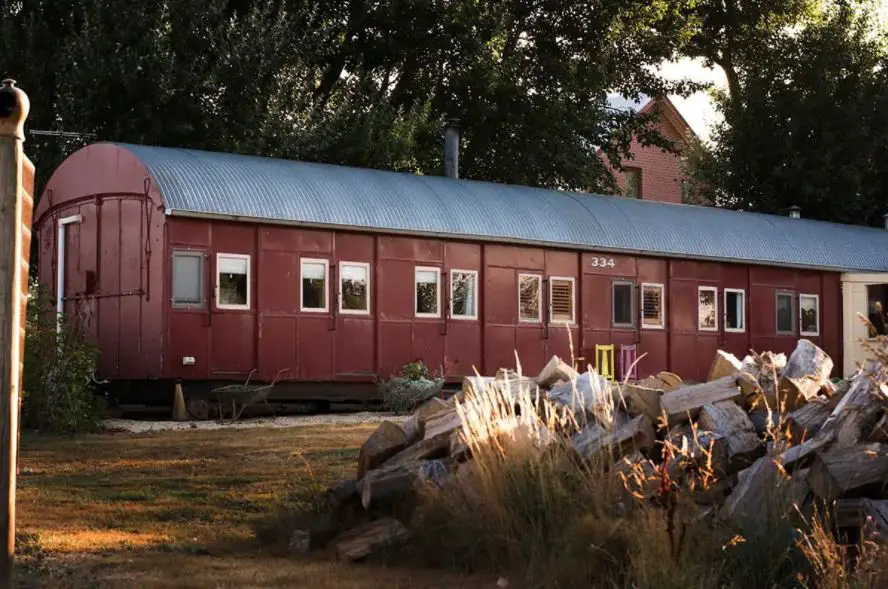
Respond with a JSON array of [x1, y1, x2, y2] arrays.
[[377, 360, 444, 414], [22, 280, 104, 434]]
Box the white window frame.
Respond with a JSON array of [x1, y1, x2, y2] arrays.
[[799, 293, 820, 337], [338, 261, 370, 315], [171, 249, 206, 309], [548, 276, 576, 325], [697, 286, 719, 332], [215, 253, 251, 311], [415, 266, 441, 318], [724, 288, 746, 333], [300, 258, 330, 313], [518, 273, 542, 324], [776, 291, 796, 335], [640, 282, 665, 330], [449, 269, 478, 320]]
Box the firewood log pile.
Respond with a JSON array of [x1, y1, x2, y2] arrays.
[[305, 338, 888, 563]]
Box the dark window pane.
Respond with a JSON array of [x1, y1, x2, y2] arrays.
[[642, 285, 663, 327], [726, 291, 744, 330], [519, 276, 540, 321], [302, 261, 327, 310], [800, 295, 818, 334], [613, 283, 633, 326], [219, 273, 247, 306], [416, 283, 438, 314], [777, 294, 793, 333], [698, 288, 716, 329]]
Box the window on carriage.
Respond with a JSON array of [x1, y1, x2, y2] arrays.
[[450, 270, 478, 319], [612, 281, 635, 328], [725, 289, 746, 332], [518, 274, 542, 323], [301, 258, 329, 312], [641, 283, 665, 329], [549, 277, 575, 324], [800, 293, 820, 336], [172, 250, 205, 308], [776, 291, 796, 335], [415, 266, 441, 317], [698, 286, 718, 331], [216, 253, 250, 309], [339, 262, 369, 314]]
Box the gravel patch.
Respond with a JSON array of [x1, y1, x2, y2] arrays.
[[101, 412, 408, 434]]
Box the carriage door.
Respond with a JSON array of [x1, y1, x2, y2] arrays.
[[841, 272, 888, 376]]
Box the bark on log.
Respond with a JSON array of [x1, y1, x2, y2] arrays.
[[861, 499, 888, 542], [572, 414, 655, 460], [622, 381, 664, 425], [778, 339, 834, 410], [657, 372, 683, 391], [359, 460, 450, 510], [698, 401, 764, 473], [423, 408, 462, 441], [357, 421, 408, 479], [327, 479, 360, 510], [785, 397, 839, 444], [708, 350, 743, 382], [720, 456, 788, 527], [807, 443, 888, 503], [333, 517, 410, 562], [383, 430, 452, 469], [668, 424, 730, 479], [660, 376, 744, 426], [535, 355, 579, 389], [615, 451, 659, 501]]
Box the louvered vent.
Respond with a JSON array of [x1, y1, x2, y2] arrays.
[[642, 285, 663, 327], [550, 279, 573, 322]]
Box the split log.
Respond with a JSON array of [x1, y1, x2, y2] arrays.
[[868, 412, 888, 443], [535, 355, 579, 389], [462, 375, 494, 399], [778, 339, 834, 409], [720, 456, 788, 527], [400, 413, 422, 445], [698, 401, 764, 473], [359, 460, 450, 510], [785, 397, 839, 444], [415, 397, 451, 427], [807, 443, 888, 503], [327, 479, 360, 510], [423, 408, 462, 441], [572, 414, 655, 460], [383, 431, 452, 468], [708, 350, 743, 382], [615, 451, 659, 501], [778, 435, 832, 472], [747, 409, 781, 437], [660, 376, 744, 426], [657, 371, 683, 391], [357, 421, 408, 479], [622, 381, 664, 425], [547, 371, 614, 428], [818, 374, 886, 448], [667, 424, 730, 479], [334, 517, 410, 562], [862, 499, 888, 542]]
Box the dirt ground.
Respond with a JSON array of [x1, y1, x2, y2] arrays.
[[14, 424, 490, 589]]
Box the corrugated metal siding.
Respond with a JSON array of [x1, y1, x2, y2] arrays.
[[114, 142, 888, 272]]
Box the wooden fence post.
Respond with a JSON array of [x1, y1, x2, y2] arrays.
[[0, 78, 32, 589]]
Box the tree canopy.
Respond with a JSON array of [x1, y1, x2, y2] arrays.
[[0, 0, 700, 195]]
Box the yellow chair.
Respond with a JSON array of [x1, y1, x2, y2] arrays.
[[594, 344, 615, 381]]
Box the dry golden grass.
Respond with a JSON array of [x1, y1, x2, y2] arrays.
[[16, 424, 489, 589]]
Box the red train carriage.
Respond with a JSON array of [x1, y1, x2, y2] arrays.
[[33, 142, 888, 404]]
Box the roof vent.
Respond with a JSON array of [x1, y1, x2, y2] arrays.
[[443, 119, 460, 179], [788, 205, 801, 219]]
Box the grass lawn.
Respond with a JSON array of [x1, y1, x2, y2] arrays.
[[15, 424, 487, 588]]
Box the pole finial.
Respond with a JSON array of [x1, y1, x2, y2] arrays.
[[0, 79, 30, 141]]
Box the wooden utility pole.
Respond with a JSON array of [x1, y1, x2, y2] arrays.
[[0, 78, 32, 588]]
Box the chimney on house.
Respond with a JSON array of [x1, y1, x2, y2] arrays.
[[788, 205, 801, 219], [443, 119, 460, 179]]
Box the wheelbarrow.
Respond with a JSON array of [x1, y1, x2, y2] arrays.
[[186, 368, 289, 422]]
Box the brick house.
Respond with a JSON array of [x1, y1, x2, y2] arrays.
[[599, 94, 697, 204]]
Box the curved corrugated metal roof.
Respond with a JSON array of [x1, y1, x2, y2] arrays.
[[112, 142, 888, 272]]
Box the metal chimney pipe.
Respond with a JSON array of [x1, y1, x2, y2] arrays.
[[789, 205, 801, 219], [883, 213, 888, 231], [443, 119, 460, 179]]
